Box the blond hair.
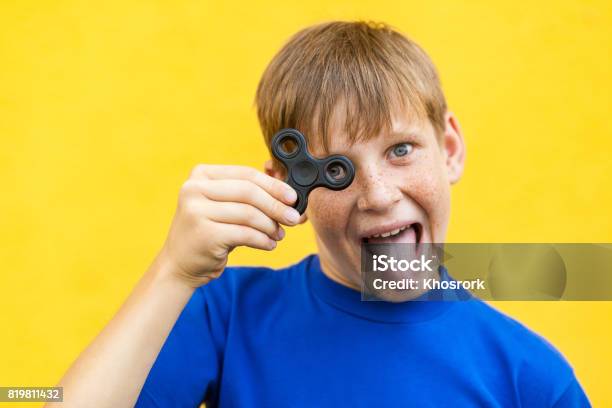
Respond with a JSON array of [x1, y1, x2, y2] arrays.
[[255, 20, 447, 154]]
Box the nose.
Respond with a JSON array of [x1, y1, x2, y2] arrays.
[[356, 167, 402, 212]]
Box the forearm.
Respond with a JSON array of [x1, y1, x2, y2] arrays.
[[47, 251, 196, 408]]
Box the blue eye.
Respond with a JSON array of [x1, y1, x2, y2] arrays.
[[391, 143, 413, 158]]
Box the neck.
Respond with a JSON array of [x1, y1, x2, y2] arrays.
[[316, 238, 362, 292]]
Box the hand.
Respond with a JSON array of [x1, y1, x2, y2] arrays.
[[159, 164, 299, 287]]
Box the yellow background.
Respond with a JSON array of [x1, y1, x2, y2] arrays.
[[1, 0, 610, 406]]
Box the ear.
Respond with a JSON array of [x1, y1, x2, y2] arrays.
[[441, 111, 466, 184], [264, 159, 308, 224], [264, 159, 283, 179]]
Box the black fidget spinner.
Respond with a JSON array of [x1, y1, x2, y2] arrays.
[[271, 128, 355, 214]]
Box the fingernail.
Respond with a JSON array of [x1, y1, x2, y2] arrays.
[[277, 227, 285, 240], [269, 240, 277, 249], [285, 208, 300, 224], [285, 189, 297, 203]]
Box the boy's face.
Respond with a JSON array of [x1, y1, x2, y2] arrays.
[[268, 104, 465, 290]]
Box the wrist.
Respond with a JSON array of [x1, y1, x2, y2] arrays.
[[148, 248, 198, 296]]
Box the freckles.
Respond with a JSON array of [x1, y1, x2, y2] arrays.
[[404, 167, 441, 199], [402, 161, 451, 221], [402, 167, 450, 242], [307, 190, 345, 227]]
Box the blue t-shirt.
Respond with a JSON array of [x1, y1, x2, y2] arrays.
[[135, 254, 590, 407]]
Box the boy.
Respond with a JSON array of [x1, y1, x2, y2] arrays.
[[51, 21, 590, 407]]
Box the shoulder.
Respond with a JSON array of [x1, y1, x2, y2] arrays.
[[456, 299, 586, 406], [202, 254, 314, 292], [193, 254, 315, 312], [464, 300, 569, 364]]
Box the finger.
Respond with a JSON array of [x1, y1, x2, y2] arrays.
[[197, 179, 301, 226], [219, 223, 278, 251], [190, 164, 297, 206], [204, 201, 283, 240]]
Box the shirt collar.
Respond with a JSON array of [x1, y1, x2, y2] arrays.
[[306, 254, 471, 324]]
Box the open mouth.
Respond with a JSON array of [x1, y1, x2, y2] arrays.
[[360, 223, 422, 245]]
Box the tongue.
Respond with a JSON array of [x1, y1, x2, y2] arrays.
[[367, 225, 417, 244]]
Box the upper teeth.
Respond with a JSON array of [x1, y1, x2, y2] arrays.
[[369, 225, 408, 238]]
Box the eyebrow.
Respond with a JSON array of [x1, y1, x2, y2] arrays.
[[388, 130, 422, 139]]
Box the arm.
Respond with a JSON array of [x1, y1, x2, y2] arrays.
[[47, 164, 299, 408], [47, 251, 195, 408]]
